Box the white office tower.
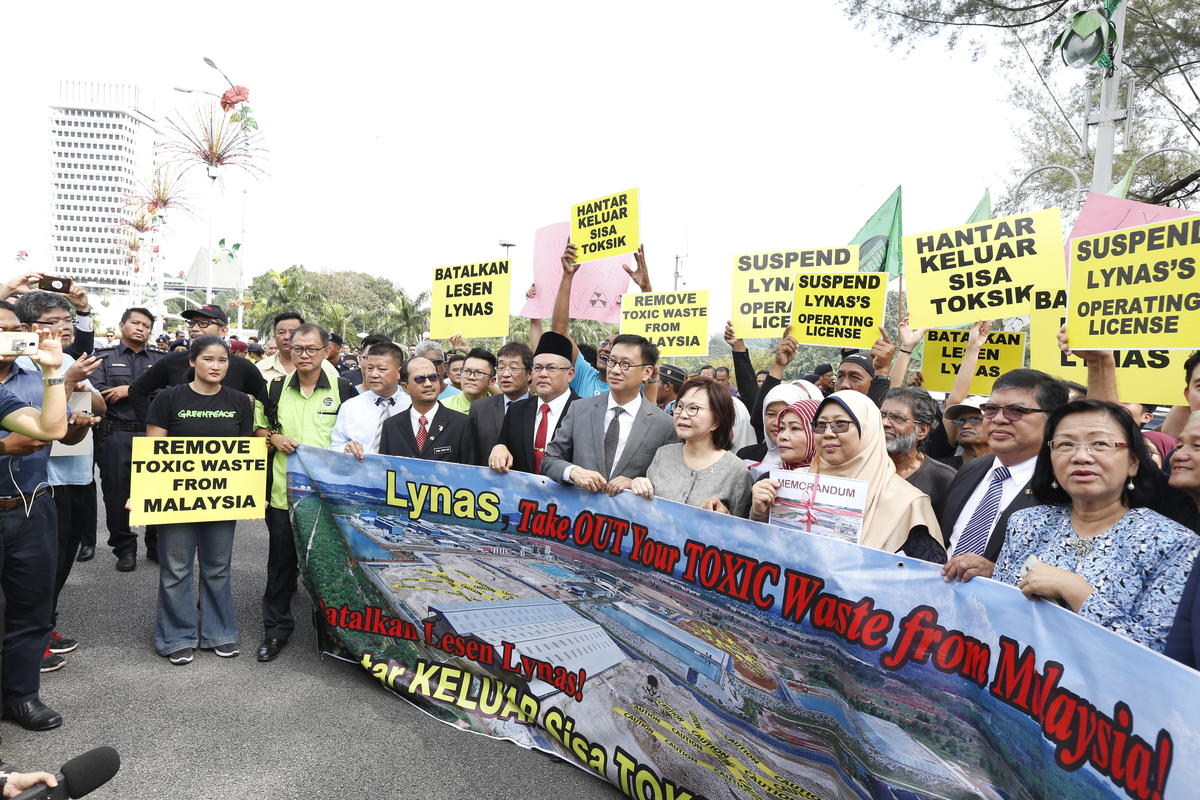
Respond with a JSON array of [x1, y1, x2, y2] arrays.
[[48, 82, 157, 294]]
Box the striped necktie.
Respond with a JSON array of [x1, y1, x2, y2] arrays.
[[956, 465, 1011, 556]]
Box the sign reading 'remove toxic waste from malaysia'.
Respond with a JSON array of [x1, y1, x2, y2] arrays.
[[129, 437, 267, 525], [619, 290, 708, 356], [570, 188, 639, 263], [429, 260, 511, 339], [1066, 217, 1200, 350], [921, 329, 1027, 395], [1030, 291, 1189, 407], [729, 246, 859, 336], [288, 448, 1200, 800], [903, 208, 1065, 328], [789, 271, 886, 348]]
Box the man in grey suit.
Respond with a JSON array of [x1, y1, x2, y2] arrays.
[[469, 341, 531, 462], [541, 334, 678, 495]]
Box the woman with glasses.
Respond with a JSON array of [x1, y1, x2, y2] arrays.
[[630, 377, 753, 516], [965, 400, 1199, 652], [752, 390, 945, 561], [145, 335, 254, 665]]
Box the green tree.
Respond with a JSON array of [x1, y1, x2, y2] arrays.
[[841, 0, 1200, 205]]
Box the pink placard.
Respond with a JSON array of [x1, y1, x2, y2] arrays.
[[1070, 192, 1198, 241], [520, 222, 632, 324]]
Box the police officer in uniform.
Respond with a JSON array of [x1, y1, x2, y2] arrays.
[[91, 307, 165, 572]]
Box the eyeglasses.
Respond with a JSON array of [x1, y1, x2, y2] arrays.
[[1049, 439, 1130, 455], [672, 403, 708, 419], [532, 364, 568, 374], [461, 368, 494, 380], [881, 412, 914, 425], [427, 358, 445, 367], [606, 359, 647, 374], [980, 403, 1045, 421], [950, 416, 984, 427], [496, 365, 527, 375], [189, 319, 221, 329], [290, 346, 326, 356], [409, 373, 440, 385], [812, 419, 855, 434]]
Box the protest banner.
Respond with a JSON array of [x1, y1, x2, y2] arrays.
[[129, 437, 267, 525], [520, 222, 630, 324], [619, 290, 709, 356], [1030, 292, 1187, 406], [769, 469, 866, 545], [289, 447, 1199, 800], [1066, 217, 1200, 350], [729, 247, 859, 336], [921, 329, 1027, 395], [902, 207, 1065, 328], [789, 271, 886, 348], [429, 260, 511, 339], [570, 188, 639, 263]]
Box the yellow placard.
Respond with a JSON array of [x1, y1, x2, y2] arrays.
[[620, 290, 709, 356], [921, 329, 1026, 395], [129, 437, 268, 525], [1066, 218, 1200, 350], [429, 260, 511, 339], [729, 246, 859, 337], [1029, 295, 1189, 407], [903, 207, 1065, 328], [570, 188, 639, 263], [789, 271, 887, 349]]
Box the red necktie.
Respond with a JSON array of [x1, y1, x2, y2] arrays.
[[533, 404, 551, 473], [416, 415, 429, 453]]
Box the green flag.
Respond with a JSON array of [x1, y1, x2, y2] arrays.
[[1107, 164, 1135, 198], [850, 186, 903, 278], [966, 189, 992, 223]]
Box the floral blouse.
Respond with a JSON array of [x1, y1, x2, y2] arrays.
[[994, 505, 1200, 652]]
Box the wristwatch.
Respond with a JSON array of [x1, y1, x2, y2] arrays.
[[44, 377, 65, 386]]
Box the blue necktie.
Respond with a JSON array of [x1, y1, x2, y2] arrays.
[[956, 465, 1011, 556]]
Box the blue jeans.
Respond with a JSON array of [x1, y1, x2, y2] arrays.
[[155, 521, 238, 655]]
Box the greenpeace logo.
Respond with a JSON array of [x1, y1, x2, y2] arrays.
[[177, 410, 238, 419]]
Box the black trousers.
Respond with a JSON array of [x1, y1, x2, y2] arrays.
[[96, 431, 157, 557], [0, 494, 56, 706], [52, 482, 96, 627], [263, 506, 298, 640]]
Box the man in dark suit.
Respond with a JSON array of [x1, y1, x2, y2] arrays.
[[380, 356, 476, 463], [942, 369, 1068, 581], [488, 332, 576, 475], [541, 334, 678, 495], [470, 341, 532, 461]]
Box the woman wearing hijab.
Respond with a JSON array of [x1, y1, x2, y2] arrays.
[[1141, 429, 1176, 470], [738, 381, 822, 471], [751, 390, 946, 563]]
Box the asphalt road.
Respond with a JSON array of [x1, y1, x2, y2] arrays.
[[0, 512, 624, 799]]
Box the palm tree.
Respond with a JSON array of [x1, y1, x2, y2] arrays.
[[247, 266, 320, 334], [379, 288, 430, 346]]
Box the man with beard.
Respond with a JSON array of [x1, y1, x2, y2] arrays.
[[882, 387, 956, 520]]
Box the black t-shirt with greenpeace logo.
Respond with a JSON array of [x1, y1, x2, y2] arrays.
[[146, 384, 254, 438]]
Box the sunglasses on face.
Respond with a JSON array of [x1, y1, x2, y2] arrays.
[[812, 419, 855, 434], [409, 373, 440, 385], [980, 403, 1045, 421]]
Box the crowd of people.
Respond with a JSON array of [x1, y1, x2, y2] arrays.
[[0, 243, 1197, 744]]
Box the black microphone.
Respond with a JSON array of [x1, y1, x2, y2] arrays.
[[11, 746, 120, 799]]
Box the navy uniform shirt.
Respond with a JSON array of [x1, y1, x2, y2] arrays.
[[0, 362, 52, 494], [90, 342, 166, 423]]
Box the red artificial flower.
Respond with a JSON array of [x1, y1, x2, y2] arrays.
[[220, 86, 250, 112], [16, 250, 28, 258]]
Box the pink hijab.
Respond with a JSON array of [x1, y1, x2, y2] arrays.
[[776, 400, 821, 469]]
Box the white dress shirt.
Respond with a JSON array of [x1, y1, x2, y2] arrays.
[[948, 455, 1037, 556], [564, 394, 642, 484], [410, 403, 440, 439], [328, 388, 410, 454], [535, 391, 572, 442]]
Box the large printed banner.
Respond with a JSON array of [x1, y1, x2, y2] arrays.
[[288, 447, 1199, 800], [903, 208, 1065, 328], [130, 437, 267, 524], [729, 247, 859, 336], [1066, 218, 1200, 350], [429, 260, 511, 339]]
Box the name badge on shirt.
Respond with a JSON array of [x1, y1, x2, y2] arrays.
[[432, 445, 451, 456]]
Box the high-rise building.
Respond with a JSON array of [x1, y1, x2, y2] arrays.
[[48, 82, 157, 294]]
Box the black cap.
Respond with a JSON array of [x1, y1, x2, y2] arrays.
[[181, 304, 229, 324], [534, 331, 573, 362], [156, 334, 170, 343], [329, 332, 344, 347], [658, 364, 686, 390], [839, 352, 876, 377], [813, 363, 833, 376]]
